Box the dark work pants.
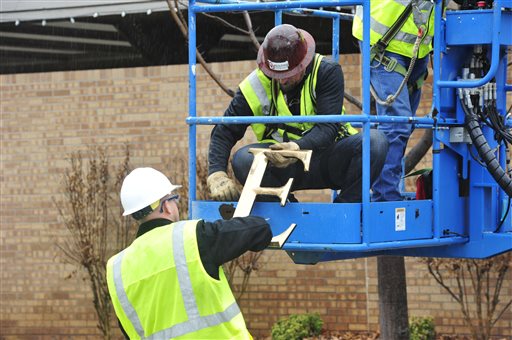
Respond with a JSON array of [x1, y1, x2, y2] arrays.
[[231, 130, 388, 202]]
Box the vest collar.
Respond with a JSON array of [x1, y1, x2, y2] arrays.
[[137, 218, 175, 238]]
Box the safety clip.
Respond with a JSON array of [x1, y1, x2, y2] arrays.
[[384, 57, 398, 72]]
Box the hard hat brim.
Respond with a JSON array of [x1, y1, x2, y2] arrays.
[[122, 184, 182, 216], [257, 29, 316, 80]]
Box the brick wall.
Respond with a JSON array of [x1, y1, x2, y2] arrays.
[[1, 56, 510, 339]]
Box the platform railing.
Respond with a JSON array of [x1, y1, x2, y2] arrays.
[[187, 0, 373, 232], [186, 0, 509, 257], [186, 0, 440, 247]]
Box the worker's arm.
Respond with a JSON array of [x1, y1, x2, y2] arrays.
[[196, 216, 272, 279], [208, 89, 252, 175], [295, 58, 345, 151]]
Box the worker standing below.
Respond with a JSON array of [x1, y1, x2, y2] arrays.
[[352, 0, 435, 202], [207, 24, 388, 203], [106, 167, 272, 339]]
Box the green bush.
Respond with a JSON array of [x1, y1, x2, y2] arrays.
[[271, 313, 323, 340], [409, 316, 436, 340]]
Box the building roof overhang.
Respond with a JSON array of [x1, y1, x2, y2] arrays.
[[1, 1, 173, 23]]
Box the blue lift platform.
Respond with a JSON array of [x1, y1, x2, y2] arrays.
[[185, 0, 512, 264]]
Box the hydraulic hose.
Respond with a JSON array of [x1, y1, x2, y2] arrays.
[[462, 98, 512, 197]]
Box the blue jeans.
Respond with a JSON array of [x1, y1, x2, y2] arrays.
[[232, 130, 388, 203], [370, 50, 430, 202]]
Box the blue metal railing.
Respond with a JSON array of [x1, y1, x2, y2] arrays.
[[186, 0, 508, 253], [187, 0, 375, 244], [186, 115, 436, 125]]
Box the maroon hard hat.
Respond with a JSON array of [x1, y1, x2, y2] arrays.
[[257, 24, 316, 80]]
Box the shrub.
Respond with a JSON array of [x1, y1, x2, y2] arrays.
[[409, 316, 435, 340], [271, 313, 323, 340]]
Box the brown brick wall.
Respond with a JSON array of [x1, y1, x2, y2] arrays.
[[1, 56, 510, 339]]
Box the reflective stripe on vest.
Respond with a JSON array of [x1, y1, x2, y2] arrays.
[[240, 54, 356, 143], [246, 69, 272, 116], [352, 0, 434, 58], [113, 250, 145, 337], [110, 221, 242, 339]]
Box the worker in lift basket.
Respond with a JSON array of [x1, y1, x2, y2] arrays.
[[207, 24, 388, 203], [106, 167, 271, 339], [352, 0, 435, 202]]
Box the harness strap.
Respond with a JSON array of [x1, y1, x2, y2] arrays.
[[264, 123, 304, 139], [370, 24, 427, 106], [373, 1, 413, 56], [373, 52, 409, 77], [367, 1, 429, 106], [373, 54, 428, 93], [369, 0, 415, 69]]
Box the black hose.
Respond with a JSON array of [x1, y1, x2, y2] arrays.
[[495, 197, 511, 232], [463, 100, 512, 197]]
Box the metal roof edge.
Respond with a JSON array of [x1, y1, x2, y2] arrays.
[[0, 0, 172, 23]]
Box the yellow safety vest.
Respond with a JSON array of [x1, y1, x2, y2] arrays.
[[352, 0, 435, 59], [106, 220, 250, 339], [239, 53, 357, 144]]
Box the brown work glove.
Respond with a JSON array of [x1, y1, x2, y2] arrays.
[[264, 142, 300, 168], [207, 171, 241, 201]]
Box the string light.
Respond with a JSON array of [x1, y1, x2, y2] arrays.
[[121, 11, 126, 17]]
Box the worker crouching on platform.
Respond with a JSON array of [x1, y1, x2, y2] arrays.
[[207, 24, 388, 203], [106, 167, 271, 339]]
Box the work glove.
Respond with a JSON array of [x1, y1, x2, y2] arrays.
[[264, 142, 300, 168], [207, 171, 241, 201]]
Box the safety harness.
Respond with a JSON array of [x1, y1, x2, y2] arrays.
[[263, 55, 323, 143], [369, 1, 431, 106], [253, 54, 355, 143], [265, 78, 304, 142]]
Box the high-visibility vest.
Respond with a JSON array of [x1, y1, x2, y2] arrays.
[[106, 220, 250, 339], [352, 0, 435, 59], [239, 53, 357, 144]]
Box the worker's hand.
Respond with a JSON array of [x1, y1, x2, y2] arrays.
[[264, 142, 300, 168], [207, 171, 241, 201]]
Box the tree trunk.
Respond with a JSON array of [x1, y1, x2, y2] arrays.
[[377, 256, 409, 340]]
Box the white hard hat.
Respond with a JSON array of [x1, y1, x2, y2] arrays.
[[120, 167, 181, 216]]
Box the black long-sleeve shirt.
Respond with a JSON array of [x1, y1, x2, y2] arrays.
[[208, 56, 345, 175], [136, 217, 272, 279], [119, 216, 272, 338]]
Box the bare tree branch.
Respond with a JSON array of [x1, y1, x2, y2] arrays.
[[55, 146, 136, 339], [200, 12, 251, 36], [492, 299, 512, 327], [166, 0, 235, 97], [242, 11, 261, 50], [423, 255, 511, 340]]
